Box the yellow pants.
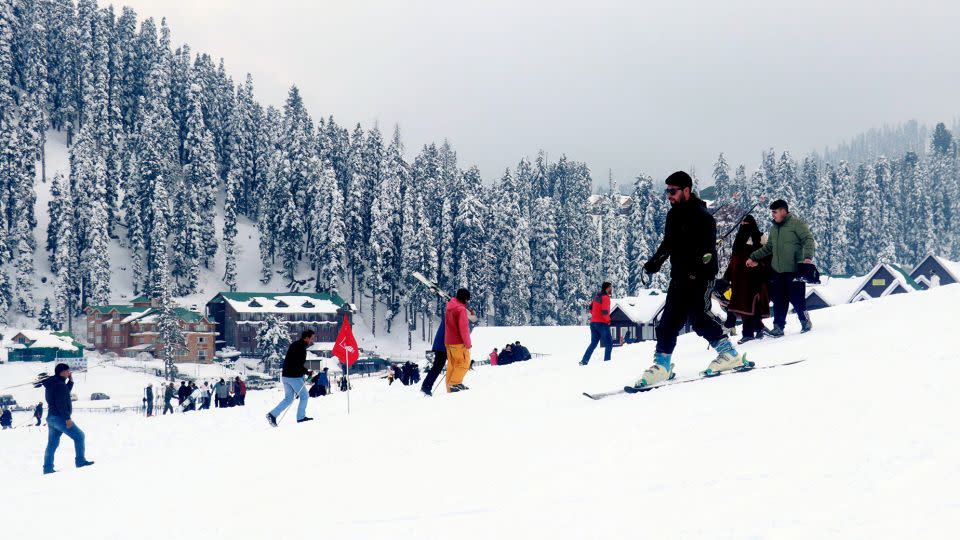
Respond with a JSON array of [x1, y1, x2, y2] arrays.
[[445, 344, 471, 392]]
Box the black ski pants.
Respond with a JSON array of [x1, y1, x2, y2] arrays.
[[656, 277, 725, 355], [769, 271, 806, 328], [421, 349, 447, 393]]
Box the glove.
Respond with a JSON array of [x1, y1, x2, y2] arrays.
[[643, 260, 660, 275]]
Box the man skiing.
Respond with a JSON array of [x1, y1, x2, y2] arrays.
[[445, 288, 473, 393], [266, 330, 314, 426], [580, 282, 614, 365], [746, 199, 815, 336], [634, 171, 748, 388], [42, 363, 94, 474], [34, 402, 44, 426]]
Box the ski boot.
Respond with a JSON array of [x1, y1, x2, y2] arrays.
[[702, 352, 753, 377], [627, 352, 674, 391]]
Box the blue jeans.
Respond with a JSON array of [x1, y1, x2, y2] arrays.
[[44, 416, 86, 473], [581, 322, 613, 363], [270, 377, 309, 421]]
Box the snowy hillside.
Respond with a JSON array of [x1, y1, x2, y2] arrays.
[[2, 286, 958, 539]]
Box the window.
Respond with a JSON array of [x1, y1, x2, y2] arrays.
[[872, 278, 886, 287], [113, 324, 121, 332], [241, 336, 250, 343], [96, 335, 103, 344], [113, 336, 123, 344], [198, 336, 206, 344], [198, 350, 206, 360]]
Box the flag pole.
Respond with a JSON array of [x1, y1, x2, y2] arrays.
[[346, 345, 350, 415]]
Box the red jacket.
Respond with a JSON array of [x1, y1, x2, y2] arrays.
[[590, 290, 611, 324], [444, 298, 472, 349], [489, 351, 498, 366]]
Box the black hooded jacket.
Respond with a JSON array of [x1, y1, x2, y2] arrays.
[[647, 196, 719, 281], [42, 376, 73, 420]]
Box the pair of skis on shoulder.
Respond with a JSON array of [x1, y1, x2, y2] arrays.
[[582, 359, 807, 400]]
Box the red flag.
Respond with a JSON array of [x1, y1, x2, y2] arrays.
[[331, 315, 359, 367]]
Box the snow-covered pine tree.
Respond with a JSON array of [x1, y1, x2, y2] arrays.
[[223, 166, 240, 292], [183, 82, 220, 269], [852, 163, 883, 274], [529, 196, 559, 324], [799, 156, 819, 216], [731, 164, 748, 204], [70, 125, 111, 307], [554, 157, 593, 323], [367, 163, 400, 336], [627, 175, 655, 294], [601, 173, 628, 291], [255, 314, 290, 375], [775, 151, 798, 212], [874, 157, 897, 264], [809, 163, 834, 273], [256, 105, 282, 284], [712, 153, 731, 205], [345, 124, 369, 303], [314, 163, 346, 294], [38, 298, 56, 330], [453, 188, 489, 315]]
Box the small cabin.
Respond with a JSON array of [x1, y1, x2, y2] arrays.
[[909, 254, 960, 290], [804, 289, 832, 311], [848, 264, 920, 303], [608, 294, 668, 345]]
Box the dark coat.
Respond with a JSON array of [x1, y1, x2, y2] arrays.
[[724, 224, 770, 317], [0, 409, 11, 427], [282, 340, 309, 378], [35, 404, 43, 418], [648, 196, 719, 281], [43, 376, 73, 420]]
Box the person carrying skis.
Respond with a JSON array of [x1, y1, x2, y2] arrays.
[[163, 382, 175, 414], [444, 288, 473, 393], [34, 402, 44, 426], [266, 330, 314, 426], [421, 317, 447, 397], [580, 282, 614, 365], [723, 214, 770, 344], [42, 363, 94, 474], [634, 171, 748, 388], [746, 199, 815, 336]]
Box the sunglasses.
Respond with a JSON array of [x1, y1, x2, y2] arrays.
[[665, 187, 682, 195]]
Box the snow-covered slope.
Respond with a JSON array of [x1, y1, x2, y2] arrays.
[[2, 286, 958, 539]]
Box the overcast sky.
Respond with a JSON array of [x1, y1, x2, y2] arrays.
[[117, 0, 960, 187]]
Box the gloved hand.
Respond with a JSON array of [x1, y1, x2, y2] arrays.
[[643, 260, 660, 275]]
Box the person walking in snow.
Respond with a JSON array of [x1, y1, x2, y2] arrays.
[[445, 288, 474, 393], [34, 402, 44, 426], [0, 407, 11, 429], [723, 215, 770, 344], [42, 363, 94, 474], [580, 282, 614, 365], [234, 376, 246, 406], [177, 381, 189, 406], [163, 383, 175, 415], [634, 171, 748, 388], [215, 378, 230, 407], [144, 385, 154, 417], [746, 199, 815, 336], [421, 317, 447, 397], [200, 382, 211, 410], [266, 330, 315, 427]]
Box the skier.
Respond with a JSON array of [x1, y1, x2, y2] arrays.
[[0, 407, 11, 429], [163, 382, 175, 415], [42, 363, 94, 474], [420, 317, 447, 397], [722, 215, 770, 344], [746, 199, 815, 336], [634, 171, 748, 388], [34, 402, 44, 426], [444, 288, 473, 393], [580, 281, 614, 365], [144, 385, 154, 417], [266, 330, 314, 427]]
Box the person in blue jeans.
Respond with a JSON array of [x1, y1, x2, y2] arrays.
[[41, 363, 94, 474], [580, 282, 614, 365], [266, 330, 315, 427]]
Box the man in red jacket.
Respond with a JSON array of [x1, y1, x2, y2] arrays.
[[580, 282, 614, 365], [444, 288, 473, 392]]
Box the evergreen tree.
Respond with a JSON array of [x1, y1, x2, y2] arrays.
[[38, 298, 56, 330], [874, 157, 897, 264], [712, 153, 731, 205], [222, 167, 239, 291], [601, 173, 628, 290], [183, 82, 219, 268], [627, 176, 656, 294], [530, 197, 560, 325], [255, 315, 290, 374]]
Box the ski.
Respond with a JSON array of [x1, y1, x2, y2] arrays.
[[411, 271, 450, 301], [583, 359, 807, 400]]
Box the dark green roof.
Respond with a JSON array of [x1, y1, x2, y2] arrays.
[[173, 308, 207, 323], [130, 295, 151, 303], [209, 291, 347, 307], [52, 331, 86, 351], [86, 304, 142, 315], [889, 264, 922, 290]]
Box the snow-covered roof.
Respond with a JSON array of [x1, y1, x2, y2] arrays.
[[7, 330, 80, 352], [225, 295, 342, 315], [610, 294, 667, 323], [123, 343, 155, 352], [121, 310, 151, 324], [848, 264, 919, 303], [807, 276, 863, 307], [912, 255, 960, 287]]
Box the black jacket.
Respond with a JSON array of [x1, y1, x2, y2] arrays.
[[177, 384, 190, 400], [43, 376, 73, 420], [282, 340, 309, 378], [35, 404, 43, 417], [648, 196, 719, 281]]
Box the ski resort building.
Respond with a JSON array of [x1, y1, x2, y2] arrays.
[[608, 294, 669, 344], [909, 254, 960, 290], [85, 297, 216, 363], [205, 292, 351, 355], [2, 330, 85, 362], [847, 264, 921, 303]]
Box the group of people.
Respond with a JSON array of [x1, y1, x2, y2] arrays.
[[0, 402, 42, 430], [580, 170, 816, 389], [386, 362, 421, 386], [489, 341, 531, 366], [145, 376, 247, 416]]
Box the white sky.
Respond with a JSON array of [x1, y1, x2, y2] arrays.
[[115, 0, 960, 186]]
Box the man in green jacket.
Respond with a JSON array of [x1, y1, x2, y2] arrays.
[[747, 199, 815, 336]]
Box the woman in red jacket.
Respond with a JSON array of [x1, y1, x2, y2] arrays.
[[580, 282, 613, 365]]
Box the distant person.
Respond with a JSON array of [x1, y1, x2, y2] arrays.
[[0, 407, 11, 429], [514, 341, 531, 361], [747, 199, 816, 336], [163, 383, 175, 415], [234, 376, 246, 406], [215, 378, 230, 408], [580, 282, 613, 365], [177, 381, 189, 405], [200, 382, 212, 410], [35, 402, 44, 426], [266, 330, 315, 427], [144, 385, 154, 417], [489, 348, 498, 366], [42, 363, 94, 474], [444, 288, 474, 393]]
